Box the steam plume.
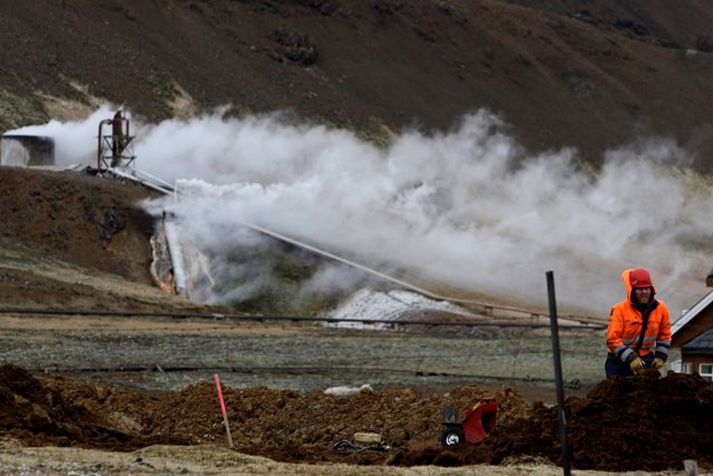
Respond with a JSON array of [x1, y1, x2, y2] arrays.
[[10, 108, 713, 316]]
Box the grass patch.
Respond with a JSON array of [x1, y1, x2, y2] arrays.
[[146, 71, 180, 103], [0, 88, 48, 133]]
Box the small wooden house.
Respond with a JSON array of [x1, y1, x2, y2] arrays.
[[678, 329, 713, 379], [671, 271, 713, 380]]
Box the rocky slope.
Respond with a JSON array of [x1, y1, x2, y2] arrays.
[[1, 0, 712, 168], [0, 166, 210, 311]]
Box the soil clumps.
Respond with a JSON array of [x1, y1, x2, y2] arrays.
[[1, 364, 711, 470], [397, 369, 713, 471], [0, 365, 185, 450]]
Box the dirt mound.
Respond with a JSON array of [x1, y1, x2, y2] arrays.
[[565, 370, 713, 471], [2, 364, 529, 462], [0, 365, 185, 449], [0, 167, 156, 284], [3, 365, 711, 470], [396, 370, 713, 471], [134, 380, 531, 465]]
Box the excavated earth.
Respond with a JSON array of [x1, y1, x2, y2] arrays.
[[1, 364, 711, 471]]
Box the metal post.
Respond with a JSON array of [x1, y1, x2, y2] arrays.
[[97, 119, 111, 170], [546, 271, 571, 476]]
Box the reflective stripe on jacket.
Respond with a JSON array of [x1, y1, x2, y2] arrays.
[[606, 269, 672, 362]]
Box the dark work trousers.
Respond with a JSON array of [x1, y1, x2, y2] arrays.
[[605, 352, 655, 378]]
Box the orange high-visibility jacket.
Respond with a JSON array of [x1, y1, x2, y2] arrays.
[[606, 269, 672, 363]]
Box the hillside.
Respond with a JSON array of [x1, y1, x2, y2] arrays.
[[1, 0, 713, 168], [0, 166, 213, 312], [3, 3, 713, 472]]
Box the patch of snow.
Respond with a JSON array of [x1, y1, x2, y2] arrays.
[[329, 288, 471, 329]]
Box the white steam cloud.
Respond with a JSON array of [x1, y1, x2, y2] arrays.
[[9, 108, 713, 316]]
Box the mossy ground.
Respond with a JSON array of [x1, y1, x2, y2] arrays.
[[0, 88, 48, 134]]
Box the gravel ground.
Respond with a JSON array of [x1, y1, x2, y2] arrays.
[[0, 315, 625, 394], [0, 442, 683, 476]]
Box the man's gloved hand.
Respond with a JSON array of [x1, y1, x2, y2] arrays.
[[629, 356, 646, 375], [652, 357, 666, 369]]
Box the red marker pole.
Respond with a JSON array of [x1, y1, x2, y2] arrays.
[[214, 373, 234, 448]]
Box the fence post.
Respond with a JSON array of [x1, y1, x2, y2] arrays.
[[546, 271, 571, 476]]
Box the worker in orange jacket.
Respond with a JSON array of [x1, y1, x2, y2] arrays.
[[605, 268, 672, 378]]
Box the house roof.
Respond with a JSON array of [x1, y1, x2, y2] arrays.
[[682, 328, 713, 352], [672, 290, 713, 336]]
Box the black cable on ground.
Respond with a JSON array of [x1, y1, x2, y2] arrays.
[[0, 307, 606, 330]]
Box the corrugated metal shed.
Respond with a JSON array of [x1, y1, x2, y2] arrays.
[[682, 329, 713, 353]]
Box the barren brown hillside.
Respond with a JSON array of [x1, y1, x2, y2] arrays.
[[0, 166, 217, 312], [1, 0, 713, 167], [0, 167, 155, 283], [2, 2, 713, 473]]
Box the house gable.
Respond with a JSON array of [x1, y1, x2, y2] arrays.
[[672, 290, 713, 347]]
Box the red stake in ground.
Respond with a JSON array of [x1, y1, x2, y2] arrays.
[[214, 373, 234, 448]]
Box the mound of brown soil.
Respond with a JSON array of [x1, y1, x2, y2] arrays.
[[566, 370, 713, 471], [0, 167, 156, 284], [0, 365, 186, 449], [1, 364, 529, 463], [3, 364, 711, 470], [397, 369, 713, 471]]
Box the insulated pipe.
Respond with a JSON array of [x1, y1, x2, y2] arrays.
[[109, 167, 175, 195]]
